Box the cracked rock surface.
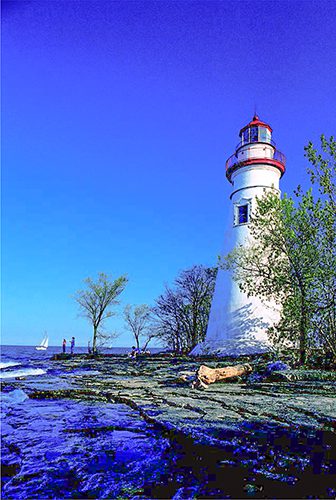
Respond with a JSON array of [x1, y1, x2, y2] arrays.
[[1, 354, 336, 498]]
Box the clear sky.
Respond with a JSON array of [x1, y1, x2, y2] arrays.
[[2, 0, 336, 347]]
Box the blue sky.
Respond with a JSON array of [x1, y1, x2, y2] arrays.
[[2, 0, 336, 347]]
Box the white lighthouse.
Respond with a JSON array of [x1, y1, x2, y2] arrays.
[[192, 115, 286, 356]]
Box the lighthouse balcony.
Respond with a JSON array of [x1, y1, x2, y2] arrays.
[[226, 147, 286, 183]]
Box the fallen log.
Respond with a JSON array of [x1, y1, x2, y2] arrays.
[[194, 363, 253, 388]]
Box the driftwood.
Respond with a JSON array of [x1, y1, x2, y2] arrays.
[[194, 363, 252, 388]]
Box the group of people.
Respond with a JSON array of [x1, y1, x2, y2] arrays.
[[128, 346, 151, 358], [62, 340, 150, 357], [62, 337, 75, 354]]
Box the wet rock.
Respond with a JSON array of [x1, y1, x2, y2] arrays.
[[266, 360, 290, 372], [0, 442, 22, 490], [1, 397, 171, 499]]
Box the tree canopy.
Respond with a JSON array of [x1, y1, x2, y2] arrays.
[[153, 265, 217, 353], [75, 272, 128, 353], [123, 304, 154, 351]]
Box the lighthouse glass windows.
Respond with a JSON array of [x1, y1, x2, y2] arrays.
[[241, 126, 272, 146], [259, 127, 272, 143], [243, 128, 249, 145], [250, 126, 258, 142], [259, 127, 267, 142]]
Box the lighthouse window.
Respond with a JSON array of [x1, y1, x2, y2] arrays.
[[250, 126, 258, 142], [266, 128, 271, 142], [243, 128, 249, 144], [238, 205, 249, 224], [259, 127, 267, 142]]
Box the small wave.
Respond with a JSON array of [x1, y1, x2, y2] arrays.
[[0, 368, 46, 379], [0, 361, 21, 369]]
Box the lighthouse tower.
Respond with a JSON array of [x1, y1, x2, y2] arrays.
[[192, 115, 286, 356]]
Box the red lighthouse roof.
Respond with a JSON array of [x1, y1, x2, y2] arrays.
[[239, 114, 273, 137]]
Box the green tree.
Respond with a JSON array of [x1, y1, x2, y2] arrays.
[[75, 272, 128, 354], [305, 134, 336, 209], [304, 136, 336, 354], [225, 136, 336, 364], [123, 304, 154, 351]]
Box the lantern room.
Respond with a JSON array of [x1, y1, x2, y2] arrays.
[[226, 115, 286, 184], [239, 114, 273, 146]]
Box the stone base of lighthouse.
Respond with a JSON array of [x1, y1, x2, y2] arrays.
[[190, 267, 280, 357]]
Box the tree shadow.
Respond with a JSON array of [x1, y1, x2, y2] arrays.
[[192, 301, 277, 356]]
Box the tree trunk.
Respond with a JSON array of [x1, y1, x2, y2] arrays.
[[93, 325, 98, 354], [142, 337, 152, 351], [299, 295, 307, 366], [195, 364, 253, 388], [299, 330, 307, 365], [175, 331, 180, 353], [191, 307, 197, 348]]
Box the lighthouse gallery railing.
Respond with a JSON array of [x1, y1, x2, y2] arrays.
[[226, 148, 286, 172]]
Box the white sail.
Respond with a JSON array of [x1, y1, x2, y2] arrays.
[[35, 333, 48, 350], [41, 335, 49, 348]]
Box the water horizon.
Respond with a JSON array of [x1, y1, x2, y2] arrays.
[[1, 344, 165, 349]]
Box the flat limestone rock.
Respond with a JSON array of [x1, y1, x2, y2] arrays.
[[12, 355, 336, 448], [6, 354, 335, 497]]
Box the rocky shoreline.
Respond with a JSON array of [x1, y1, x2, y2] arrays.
[[2, 353, 336, 498]]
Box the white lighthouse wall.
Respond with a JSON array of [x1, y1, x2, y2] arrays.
[[191, 164, 281, 356], [231, 165, 281, 193], [201, 268, 280, 356]]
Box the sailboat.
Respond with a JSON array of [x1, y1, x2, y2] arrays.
[[35, 333, 49, 351]]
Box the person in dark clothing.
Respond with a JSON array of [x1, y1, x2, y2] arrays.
[[62, 339, 66, 353], [70, 337, 75, 355], [129, 346, 137, 358]]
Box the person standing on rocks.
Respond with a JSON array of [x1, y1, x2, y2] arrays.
[[70, 337, 75, 355], [129, 346, 137, 358], [62, 339, 66, 353]]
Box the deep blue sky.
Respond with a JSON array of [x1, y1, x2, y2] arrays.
[[2, 0, 336, 347]]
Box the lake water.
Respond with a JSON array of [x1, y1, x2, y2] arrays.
[[0, 345, 164, 380]]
